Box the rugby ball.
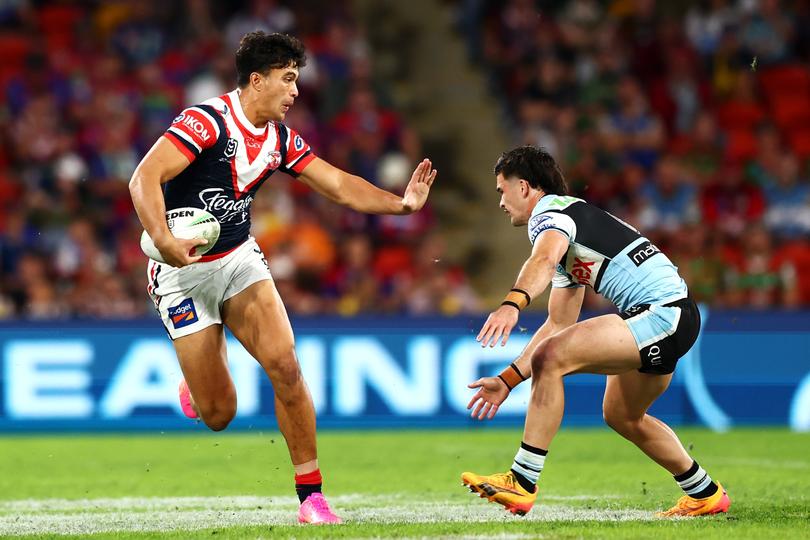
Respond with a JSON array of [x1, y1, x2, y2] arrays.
[[140, 207, 221, 263]]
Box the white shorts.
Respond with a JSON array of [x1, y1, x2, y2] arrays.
[[146, 237, 272, 339]]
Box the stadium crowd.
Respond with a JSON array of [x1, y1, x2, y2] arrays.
[[0, 0, 481, 319], [464, 0, 810, 309], [2, 0, 809, 320]]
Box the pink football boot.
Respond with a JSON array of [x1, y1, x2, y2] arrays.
[[298, 493, 342, 524], [178, 379, 198, 419]]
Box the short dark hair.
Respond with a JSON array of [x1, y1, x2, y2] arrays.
[[494, 145, 569, 195], [235, 31, 307, 87]]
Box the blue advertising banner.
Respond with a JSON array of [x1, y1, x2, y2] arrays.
[[0, 309, 808, 432]]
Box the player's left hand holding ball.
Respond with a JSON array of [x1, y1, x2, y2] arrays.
[[401, 158, 437, 213], [153, 234, 209, 268]]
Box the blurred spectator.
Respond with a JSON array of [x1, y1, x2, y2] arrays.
[[739, 0, 794, 66], [637, 156, 699, 237], [670, 223, 728, 306], [700, 161, 765, 238], [724, 223, 798, 309], [598, 76, 664, 170], [685, 0, 738, 57], [761, 152, 810, 240], [225, 0, 297, 50]]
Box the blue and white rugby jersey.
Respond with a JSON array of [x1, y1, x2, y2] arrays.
[[528, 195, 688, 312]]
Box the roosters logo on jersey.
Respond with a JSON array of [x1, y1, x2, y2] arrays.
[[265, 150, 281, 168]]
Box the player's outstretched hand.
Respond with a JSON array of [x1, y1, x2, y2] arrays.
[[477, 305, 519, 347], [401, 158, 437, 214], [467, 376, 510, 420], [155, 236, 208, 268]]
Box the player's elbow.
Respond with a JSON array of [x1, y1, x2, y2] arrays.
[[128, 171, 142, 200]]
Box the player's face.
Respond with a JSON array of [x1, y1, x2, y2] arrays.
[[261, 65, 299, 122], [496, 173, 531, 226]]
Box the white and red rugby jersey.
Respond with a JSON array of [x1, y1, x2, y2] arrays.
[[162, 89, 315, 259]]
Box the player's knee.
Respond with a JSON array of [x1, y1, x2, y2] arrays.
[[198, 397, 237, 431], [202, 407, 235, 431], [266, 349, 302, 389], [531, 338, 566, 377], [603, 408, 638, 437]]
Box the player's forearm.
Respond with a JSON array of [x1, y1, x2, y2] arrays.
[[338, 173, 406, 214], [129, 168, 171, 244], [512, 254, 557, 304]]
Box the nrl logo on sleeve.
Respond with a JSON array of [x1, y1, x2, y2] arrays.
[[528, 214, 551, 243], [224, 138, 238, 159]]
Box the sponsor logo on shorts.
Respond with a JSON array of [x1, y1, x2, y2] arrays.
[[571, 257, 595, 285], [647, 344, 663, 366], [628, 240, 661, 267], [168, 298, 198, 329]]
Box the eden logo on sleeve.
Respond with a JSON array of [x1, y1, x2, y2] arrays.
[[168, 298, 198, 328]]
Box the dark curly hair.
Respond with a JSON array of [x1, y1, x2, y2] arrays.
[[493, 145, 569, 196], [235, 31, 307, 87]]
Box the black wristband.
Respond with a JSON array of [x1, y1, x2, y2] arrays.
[[497, 374, 513, 391], [501, 300, 520, 310], [510, 362, 529, 381]]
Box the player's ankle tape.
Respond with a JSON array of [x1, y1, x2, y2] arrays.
[[502, 289, 531, 310]]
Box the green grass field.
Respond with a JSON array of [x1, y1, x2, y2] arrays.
[[1, 428, 808, 539]]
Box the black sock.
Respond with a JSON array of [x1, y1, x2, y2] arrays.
[[295, 482, 322, 503], [295, 469, 323, 503], [674, 460, 719, 499]]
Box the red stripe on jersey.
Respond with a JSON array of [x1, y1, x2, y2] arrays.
[[222, 93, 268, 143], [290, 152, 315, 175], [170, 108, 217, 150], [284, 128, 311, 166], [199, 242, 241, 262], [223, 120, 280, 199], [163, 133, 196, 163]]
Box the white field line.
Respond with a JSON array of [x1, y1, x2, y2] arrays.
[[0, 494, 652, 537]]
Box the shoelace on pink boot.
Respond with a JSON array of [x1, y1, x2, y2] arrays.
[[298, 493, 342, 524]]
